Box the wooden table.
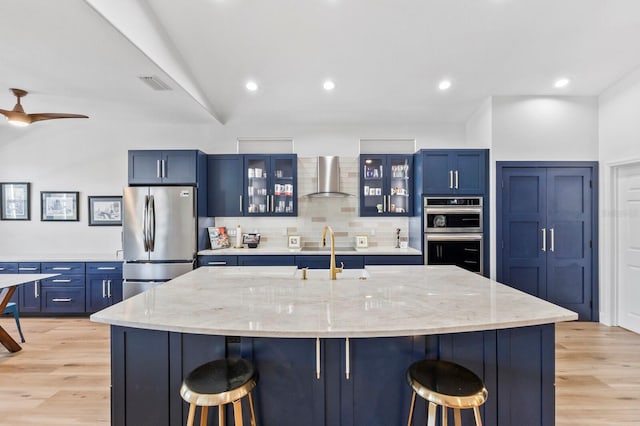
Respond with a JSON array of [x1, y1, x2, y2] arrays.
[[0, 274, 56, 352]]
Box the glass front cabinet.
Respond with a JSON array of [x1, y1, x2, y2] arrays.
[[360, 154, 413, 216], [244, 154, 297, 216]]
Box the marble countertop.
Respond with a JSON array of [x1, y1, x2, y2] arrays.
[[0, 274, 58, 289], [0, 254, 123, 262], [198, 246, 422, 256], [90, 265, 577, 338]]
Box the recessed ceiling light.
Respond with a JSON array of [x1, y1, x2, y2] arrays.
[[438, 80, 452, 91], [245, 81, 258, 92], [554, 78, 570, 88], [323, 80, 335, 91]]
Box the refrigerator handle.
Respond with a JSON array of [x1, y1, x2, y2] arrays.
[[148, 195, 156, 251], [143, 195, 150, 252]]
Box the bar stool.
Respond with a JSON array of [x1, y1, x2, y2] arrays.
[[2, 302, 25, 343], [180, 358, 257, 426], [406, 359, 488, 426]]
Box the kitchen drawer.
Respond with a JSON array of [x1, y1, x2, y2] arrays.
[[296, 255, 364, 269], [0, 262, 18, 273], [18, 262, 41, 273], [41, 287, 85, 313], [238, 255, 295, 266], [364, 255, 423, 265], [41, 276, 85, 287], [86, 262, 123, 275], [197, 255, 238, 267], [41, 262, 85, 274]]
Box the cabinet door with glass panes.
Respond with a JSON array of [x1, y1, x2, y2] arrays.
[[360, 154, 412, 216], [244, 154, 297, 216]]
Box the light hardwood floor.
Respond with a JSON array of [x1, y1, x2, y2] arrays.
[[0, 318, 638, 425]]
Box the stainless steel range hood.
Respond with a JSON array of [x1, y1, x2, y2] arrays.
[[305, 156, 352, 198]]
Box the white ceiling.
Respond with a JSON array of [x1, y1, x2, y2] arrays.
[[1, 0, 640, 128]]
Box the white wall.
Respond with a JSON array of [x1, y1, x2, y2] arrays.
[[0, 118, 465, 257], [598, 65, 640, 325]]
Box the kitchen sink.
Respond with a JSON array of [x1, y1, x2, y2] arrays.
[[302, 246, 357, 252]]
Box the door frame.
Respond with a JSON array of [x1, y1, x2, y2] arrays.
[[607, 159, 640, 327], [496, 161, 599, 321]]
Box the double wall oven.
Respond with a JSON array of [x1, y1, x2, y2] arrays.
[[424, 196, 483, 274]]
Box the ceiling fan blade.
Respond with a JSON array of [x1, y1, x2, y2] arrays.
[[28, 113, 89, 123], [0, 109, 32, 123]]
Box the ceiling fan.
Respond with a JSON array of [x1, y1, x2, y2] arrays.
[[0, 88, 88, 127]]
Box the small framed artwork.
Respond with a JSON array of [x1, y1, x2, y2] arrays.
[[288, 235, 301, 249], [41, 191, 79, 221], [88, 196, 122, 226], [356, 235, 368, 248], [1, 182, 30, 220]]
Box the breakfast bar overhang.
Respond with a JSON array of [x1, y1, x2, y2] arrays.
[[91, 265, 577, 426]]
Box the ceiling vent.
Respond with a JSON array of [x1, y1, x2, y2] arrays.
[[305, 156, 352, 198], [138, 75, 172, 91]]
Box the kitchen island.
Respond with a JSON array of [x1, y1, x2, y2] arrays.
[[91, 265, 577, 426]]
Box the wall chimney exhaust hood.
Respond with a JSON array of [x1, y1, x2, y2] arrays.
[[305, 156, 352, 198]]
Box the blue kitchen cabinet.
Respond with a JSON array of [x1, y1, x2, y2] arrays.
[[364, 255, 423, 265], [207, 154, 244, 217], [296, 255, 364, 269], [360, 154, 413, 216], [128, 150, 205, 185], [244, 154, 297, 217], [86, 262, 123, 313], [497, 163, 597, 320], [40, 262, 85, 314], [18, 263, 42, 312], [197, 255, 238, 267], [0, 263, 20, 305], [417, 149, 487, 195], [238, 255, 296, 266]]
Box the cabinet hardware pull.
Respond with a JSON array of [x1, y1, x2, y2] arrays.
[[316, 337, 321, 379], [207, 261, 227, 265], [102, 280, 106, 298], [383, 195, 386, 213], [270, 194, 274, 212], [239, 195, 243, 213], [0, 268, 4, 271], [52, 267, 72, 271], [156, 159, 161, 178], [19, 267, 37, 271], [550, 228, 555, 252], [455, 170, 459, 189], [97, 267, 117, 270], [541, 228, 546, 252], [161, 159, 167, 178], [449, 170, 454, 189], [52, 298, 72, 303], [107, 280, 112, 298], [52, 279, 72, 283], [345, 337, 351, 380], [34, 281, 39, 298]]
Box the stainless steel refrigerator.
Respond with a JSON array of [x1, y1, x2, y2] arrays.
[[122, 186, 196, 298]]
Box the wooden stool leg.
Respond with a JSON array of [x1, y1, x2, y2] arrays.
[[427, 402, 437, 426], [219, 404, 226, 426], [473, 406, 483, 426], [248, 392, 257, 426], [200, 406, 209, 426], [232, 400, 244, 426], [407, 391, 416, 426], [187, 403, 196, 426], [442, 405, 447, 425], [453, 408, 462, 426]]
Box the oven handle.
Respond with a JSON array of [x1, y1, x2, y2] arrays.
[[426, 233, 483, 241], [425, 208, 483, 214]]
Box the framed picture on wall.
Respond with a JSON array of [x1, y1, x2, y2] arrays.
[[88, 196, 122, 226], [1, 182, 30, 220], [288, 235, 301, 249], [41, 191, 79, 221]]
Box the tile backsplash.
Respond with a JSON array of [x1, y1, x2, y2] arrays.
[[214, 157, 410, 249]]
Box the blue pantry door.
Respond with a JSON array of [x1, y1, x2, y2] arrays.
[[499, 165, 594, 320]]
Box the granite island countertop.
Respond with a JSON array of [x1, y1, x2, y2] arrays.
[[91, 265, 577, 338]]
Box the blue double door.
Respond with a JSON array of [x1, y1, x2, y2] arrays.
[[498, 164, 597, 320]]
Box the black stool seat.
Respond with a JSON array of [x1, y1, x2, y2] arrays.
[[180, 358, 257, 426], [406, 359, 488, 426]]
